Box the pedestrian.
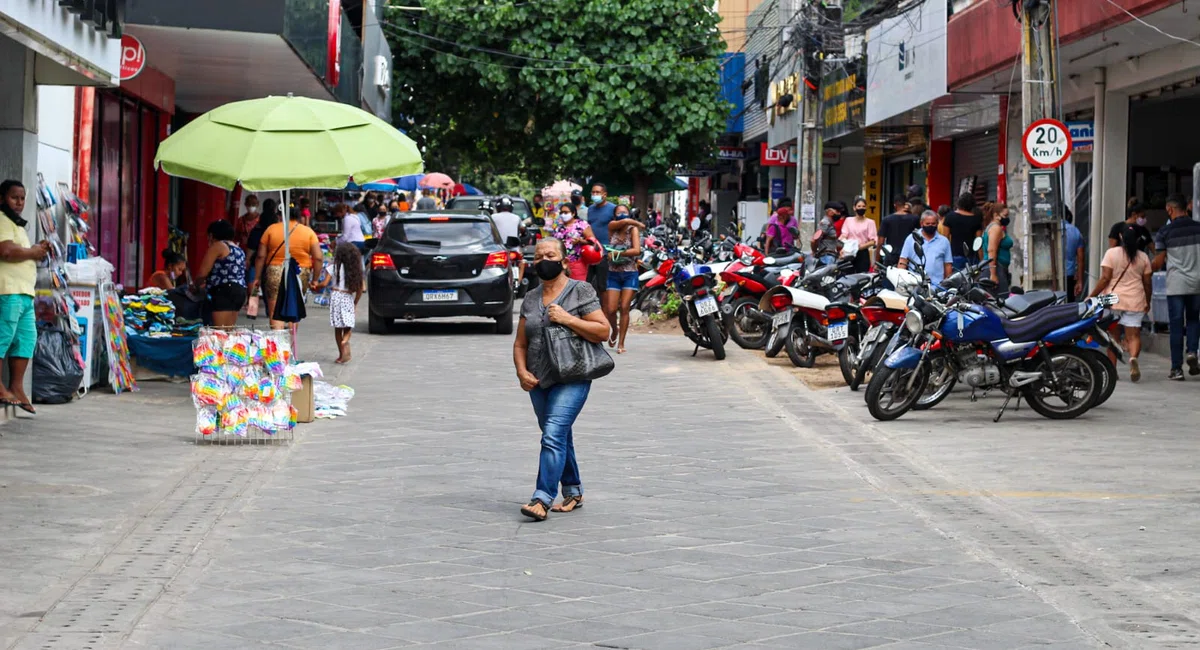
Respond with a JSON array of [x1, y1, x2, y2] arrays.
[[1090, 224, 1152, 382], [235, 194, 260, 250], [571, 188, 588, 221], [0, 179, 50, 414], [842, 196, 877, 273], [298, 197, 312, 225], [1108, 201, 1153, 253], [148, 250, 188, 290], [877, 195, 919, 266], [942, 193, 983, 270], [532, 192, 546, 228], [513, 237, 611, 521], [416, 189, 438, 210], [313, 243, 364, 364], [341, 203, 367, 254], [603, 204, 642, 354], [585, 183, 616, 296], [898, 210, 954, 286], [397, 192, 409, 212], [1153, 193, 1200, 380], [763, 200, 797, 253], [195, 220, 247, 327], [811, 208, 843, 266], [372, 205, 390, 240], [1063, 207, 1085, 301], [250, 208, 323, 330], [982, 203, 1015, 292], [936, 204, 951, 237], [552, 203, 597, 281]]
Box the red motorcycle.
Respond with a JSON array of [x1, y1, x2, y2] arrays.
[[718, 245, 806, 350]]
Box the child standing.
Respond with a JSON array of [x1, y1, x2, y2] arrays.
[[323, 243, 364, 364]]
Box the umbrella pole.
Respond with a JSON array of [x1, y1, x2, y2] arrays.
[[283, 188, 298, 357]]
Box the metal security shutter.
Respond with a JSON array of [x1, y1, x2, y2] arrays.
[[952, 133, 999, 204]]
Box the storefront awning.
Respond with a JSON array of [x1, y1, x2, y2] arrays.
[[127, 26, 334, 114]]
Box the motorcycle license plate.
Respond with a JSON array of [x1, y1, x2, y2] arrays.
[[828, 321, 849, 342], [772, 310, 791, 327], [695, 296, 719, 317]]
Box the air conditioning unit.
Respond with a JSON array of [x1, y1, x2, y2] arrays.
[[374, 55, 390, 91]]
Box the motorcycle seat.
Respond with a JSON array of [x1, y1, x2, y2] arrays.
[[1002, 290, 1058, 317], [838, 273, 874, 289], [767, 253, 802, 266], [1000, 303, 1084, 343]]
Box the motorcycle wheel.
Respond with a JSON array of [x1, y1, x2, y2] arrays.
[[785, 316, 816, 368], [838, 335, 860, 386], [679, 307, 709, 349], [765, 320, 787, 358], [913, 355, 957, 410], [865, 364, 928, 421], [637, 286, 668, 314], [1077, 348, 1116, 407], [725, 297, 769, 350], [704, 315, 727, 360], [1020, 350, 1098, 420]]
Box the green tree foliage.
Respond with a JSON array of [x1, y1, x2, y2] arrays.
[[385, 0, 728, 205]]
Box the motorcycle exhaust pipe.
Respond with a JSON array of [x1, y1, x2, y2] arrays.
[[808, 334, 836, 351], [745, 309, 772, 325], [1008, 371, 1042, 388]]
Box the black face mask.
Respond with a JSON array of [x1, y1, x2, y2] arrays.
[[922, 225, 938, 235], [999, 217, 1010, 227], [534, 259, 564, 281], [855, 208, 867, 216]]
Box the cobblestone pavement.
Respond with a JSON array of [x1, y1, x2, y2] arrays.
[[5, 312, 1199, 649]]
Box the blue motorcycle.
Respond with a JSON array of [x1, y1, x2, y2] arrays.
[[865, 257, 1118, 422], [673, 244, 727, 360]]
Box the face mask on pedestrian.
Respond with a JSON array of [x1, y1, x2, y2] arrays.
[[922, 225, 938, 235], [999, 217, 1010, 227], [534, 259, 563, 281], [1136, 217, 1147, 226], [591, 194, 603, 205], [559, 211, 572, 223], [248, 205, 259, 214], [855, 208, 867, 217]]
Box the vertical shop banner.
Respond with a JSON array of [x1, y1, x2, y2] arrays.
[[823, 63, 864, 142], [326, 0, 342, 87], [863, 156, 884, 222], [770, 179, 785, 201]]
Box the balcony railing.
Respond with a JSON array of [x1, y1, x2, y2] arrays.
[[284, 0, 329, 88], [334, 10, 363, 105]]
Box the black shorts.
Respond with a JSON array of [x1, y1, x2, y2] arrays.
[[209, 283, 248, 312]]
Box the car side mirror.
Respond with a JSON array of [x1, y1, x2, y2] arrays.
[[505, 236, 520, 248], [364, 239, 379, 250], [788, 226, 800, 238]]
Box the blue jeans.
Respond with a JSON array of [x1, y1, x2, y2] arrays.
[[952, 256, 970, 271], [530, 381, 591, 506], [1167, 294, 1200, 370], [818, 255, 837, 267]]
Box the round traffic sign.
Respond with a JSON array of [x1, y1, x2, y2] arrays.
[[1022, 119, 1073, 169], [120, 34, 146, 81]]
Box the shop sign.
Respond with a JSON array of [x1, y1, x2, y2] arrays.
[[823, 65, 864, 141], [760, 143, 798, 167], [767, 73, 800, 125], [327, 0, 342, 87], [1022, 119, 1072, 169], [865, 0, 947, 126], [1067, 121, 1094, 153], [770, 179, 786, 200], [119, 34, 145, 81], [822, 148, 841, 165], [718, 147, 747, 160], [863, 156, 884, 222]]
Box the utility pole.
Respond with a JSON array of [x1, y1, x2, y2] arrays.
[[794, 0, 839, 243], [1019, 0, 1064, 290]]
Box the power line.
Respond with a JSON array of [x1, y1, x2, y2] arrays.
[[1095, 0, 1200, 49]]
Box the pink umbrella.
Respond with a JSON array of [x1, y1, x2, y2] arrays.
[[542, 180, 581, 200], [418, 172, 455, 190]]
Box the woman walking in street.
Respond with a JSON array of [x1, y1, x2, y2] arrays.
[[195, 220, 247, 327], [842, 196, 877, 273], [603, 205, 642, 353], [250, 208, 322, 330], [552, 202, 597, 281], [513, 238, 610, 521], [1089, 224, 1153, 381], [983, 203, 1015, 292]]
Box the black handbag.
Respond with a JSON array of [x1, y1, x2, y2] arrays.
[[541, 288, 614, 383]]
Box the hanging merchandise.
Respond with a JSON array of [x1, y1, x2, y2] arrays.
[[34, 174, 86, 386], [99, 282, 137, 393]]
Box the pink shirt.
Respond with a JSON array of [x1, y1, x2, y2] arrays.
[[1100, 247, 1151, 313], [841, 216, 878, 247]]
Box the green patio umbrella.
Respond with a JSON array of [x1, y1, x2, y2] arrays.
[[594, 172, 687, 197]]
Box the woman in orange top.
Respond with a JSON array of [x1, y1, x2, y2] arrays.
[[249, 208, 323, 329]]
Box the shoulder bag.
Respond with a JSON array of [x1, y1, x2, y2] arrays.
[[541, 284, 614, 383]]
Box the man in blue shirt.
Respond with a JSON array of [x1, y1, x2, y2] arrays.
[[899, 211, 954, 286], [1063, 208, 1085, 301], [585, 183, 617, 296]]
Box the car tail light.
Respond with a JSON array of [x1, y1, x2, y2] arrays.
[[508, 250, 522, 263], [827, 306, 847, 321], [371, 253, 395, 270], [484, 251, 509, 268], [770, 294, 792, 311]]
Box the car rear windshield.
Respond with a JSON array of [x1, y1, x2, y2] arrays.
[[447, 198, 533, 220], [389, 218, 496, 247]]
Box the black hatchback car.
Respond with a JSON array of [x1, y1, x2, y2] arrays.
[[367, 212, 515, 334]]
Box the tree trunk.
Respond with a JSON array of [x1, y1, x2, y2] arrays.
[[633, 173, 651, 219]]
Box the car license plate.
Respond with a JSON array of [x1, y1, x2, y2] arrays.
[[422, 290, 458, 302], [772, 310, 791, 327], [695, 296, 719, 317], [828, 321, 849, 341]]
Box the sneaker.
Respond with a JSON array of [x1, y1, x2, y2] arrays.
[[1130, 357, 1141, 383], [1189, 353, 1200, 376], [1170, 368, 1185, 381]]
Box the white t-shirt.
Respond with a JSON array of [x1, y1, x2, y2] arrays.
[[491, 211, 522, 244], [341, 213, 365, 244]]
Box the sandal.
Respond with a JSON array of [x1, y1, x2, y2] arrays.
[[551, 495, 583, 513], [14, 402, 35, 415], [520, 499, 549, 522]]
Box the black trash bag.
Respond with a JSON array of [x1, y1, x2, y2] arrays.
[[33, 327, 83, 404], [166, 286, 205, 322]]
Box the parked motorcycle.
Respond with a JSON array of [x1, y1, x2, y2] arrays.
[[718, 245, 805, 350], [672, 245, 727, 360]]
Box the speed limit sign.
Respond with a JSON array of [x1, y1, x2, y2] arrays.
[[1022, 119, 1073, 168]]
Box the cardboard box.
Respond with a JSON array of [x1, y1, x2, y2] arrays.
[[293, 374, 315, 423]]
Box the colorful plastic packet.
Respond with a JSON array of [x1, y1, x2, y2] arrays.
[[195, 406, 218, 436], [221, 401, 249, 437], [190, 372, 229, 408], [192, 338, 222, 369], [226, 332, 251, 366]]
